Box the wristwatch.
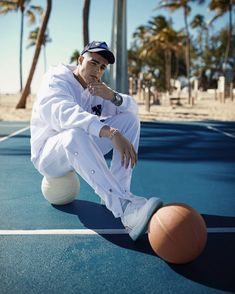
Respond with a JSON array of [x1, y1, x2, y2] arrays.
[[111, 91, 123, 106]]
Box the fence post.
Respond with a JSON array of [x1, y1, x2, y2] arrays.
[[193, 79, 198, 103], [145, 86, 151, 112], [218, 76, 225, 103]]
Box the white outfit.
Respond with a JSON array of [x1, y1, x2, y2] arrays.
[[31, 64, 146, 218]]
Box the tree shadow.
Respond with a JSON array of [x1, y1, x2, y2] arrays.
[[54, 199, 235, 292], [104, 121, 235, 162], [0, 147, 30, 156], [138, 121, 235, 162], [0, 134, 30, 156]]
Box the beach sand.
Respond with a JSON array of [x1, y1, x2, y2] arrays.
[[0, 93, 235, 122]]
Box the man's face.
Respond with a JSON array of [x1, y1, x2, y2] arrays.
[[78, 52, 109, 84]]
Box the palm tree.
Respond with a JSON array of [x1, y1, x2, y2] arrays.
[[27, 27, 52, 72], [16, 0, 52, 109], [131, 25, 150, 75], [157, 0, 205, 105], [70, 50, 80, 64], [190, 14, 208, 54], [0, 0, 42, 91], [140, 16, 183, 92], [190, 14, 209, 86], [83, 0, 90, 46], [208, 0, 235, 72]]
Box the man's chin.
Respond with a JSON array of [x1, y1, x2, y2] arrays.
[[88, 76, 98, 83]]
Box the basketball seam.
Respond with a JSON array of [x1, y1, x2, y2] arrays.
[[155, 214, 175, 243], [170, 205, 206, 258]]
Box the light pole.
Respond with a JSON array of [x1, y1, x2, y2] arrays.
[[110, 0, 128, 93]]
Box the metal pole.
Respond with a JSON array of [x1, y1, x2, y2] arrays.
[[110, 0, 128, 93]]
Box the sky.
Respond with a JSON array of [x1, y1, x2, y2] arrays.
[[0, 0, 229, 94]]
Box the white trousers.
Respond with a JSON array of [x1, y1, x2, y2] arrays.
[[37, 112, 145, 217]]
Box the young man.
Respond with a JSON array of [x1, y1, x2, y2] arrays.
[[31, 41, 162, 241]]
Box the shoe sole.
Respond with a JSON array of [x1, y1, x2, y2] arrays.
[[129, 197, 163, 241]]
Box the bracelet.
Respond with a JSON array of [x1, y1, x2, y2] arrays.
[[109, 128, 119, 140]]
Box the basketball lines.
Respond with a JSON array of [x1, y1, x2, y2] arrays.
[[206, 125, 235, 139], [0, 126, 30, 142], [0, 227, 235, 235]]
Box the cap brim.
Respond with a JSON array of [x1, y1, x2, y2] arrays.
[[85, 48, 115, 64]]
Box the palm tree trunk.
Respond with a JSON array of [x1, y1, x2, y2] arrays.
[[16, 0, 52, 109], [223, 0, 233, 72], [173, 51, 179, 80], [184, 8, 192, 105], [19, 9, 24, 92], [83, 0, 90, 46], [165, 49, 172, 93]]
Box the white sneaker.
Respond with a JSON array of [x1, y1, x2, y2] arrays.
[[121, 197, 163, 241]]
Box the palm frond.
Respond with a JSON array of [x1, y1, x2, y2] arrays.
[[30, 5, 43, 15], [26, 9, 36, 25]]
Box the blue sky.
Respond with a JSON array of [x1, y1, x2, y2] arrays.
[[0, 0, 229, 94]]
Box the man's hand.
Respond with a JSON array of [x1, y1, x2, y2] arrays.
[[88, 81, 113, 101], [112, 131, 138, 169], [99, 126, 137, 169]]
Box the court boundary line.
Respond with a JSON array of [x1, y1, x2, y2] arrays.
[[0, 126, 30, 143], [0, 229, 127, 235], [0, 227, 235, 235], [206, 124, 235, 139]]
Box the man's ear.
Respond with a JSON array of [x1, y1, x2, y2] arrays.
[[78, 55, 84, 65]]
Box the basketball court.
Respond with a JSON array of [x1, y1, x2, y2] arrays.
[[0, 120, 235, 294]]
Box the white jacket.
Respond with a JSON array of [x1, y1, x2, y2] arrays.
[[30, 63, 138, 167]]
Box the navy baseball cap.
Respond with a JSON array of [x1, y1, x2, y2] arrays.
[[81, 41, 115, 64]]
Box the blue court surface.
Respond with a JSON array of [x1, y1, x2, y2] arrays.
[[0, 120, 235, 294]]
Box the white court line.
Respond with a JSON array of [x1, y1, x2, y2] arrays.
[[0, 126, 30, 143], [206, 125, 235, 139], [0, 229, 127, 235], [0, 228, 235, 235]]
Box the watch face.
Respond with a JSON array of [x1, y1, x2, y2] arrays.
[[112, 92, 123, 106], [115, 93, 123, 106], [116, 94, 121, 101]]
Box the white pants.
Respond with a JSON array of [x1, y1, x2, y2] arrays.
[[36, 112, 144, 217]]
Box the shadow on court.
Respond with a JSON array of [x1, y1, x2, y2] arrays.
[[54, 200, 235, 293], [139, 121, 235, 162]]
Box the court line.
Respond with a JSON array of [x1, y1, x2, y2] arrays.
[[206, 125, 235, 139], [0, 126, 30, 143], [0, 227, 235, 235], [0, 229, 127, 235]]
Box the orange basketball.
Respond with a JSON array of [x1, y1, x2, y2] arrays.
[[148, 203, 207, 264]]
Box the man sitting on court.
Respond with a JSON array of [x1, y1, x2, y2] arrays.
[[30, 41, 162, 241]]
